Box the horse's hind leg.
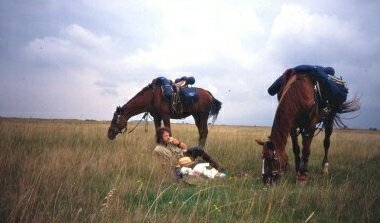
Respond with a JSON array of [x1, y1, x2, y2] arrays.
[[290, 127, 301, 173], [193, 114, 208, 148], [322, 120, 333, 174]]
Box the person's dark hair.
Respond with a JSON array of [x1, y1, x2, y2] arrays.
[[156, 127, 171, 144]]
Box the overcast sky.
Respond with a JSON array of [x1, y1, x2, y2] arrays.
[[1, 0, 379, 128]]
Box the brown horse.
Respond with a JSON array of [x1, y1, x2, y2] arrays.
[[256, 71, 360, 185], [107, 79, 222, 147]]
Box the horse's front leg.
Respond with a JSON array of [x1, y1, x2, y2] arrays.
[[153, 117, 162, 132], [298, 127, 316, 182], [162, 116, 171, 134], [290, 127, 301, 172]]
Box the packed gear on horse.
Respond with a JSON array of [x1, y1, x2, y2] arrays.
[[267, 65, 348, 113], [152, 76, 199, 113]]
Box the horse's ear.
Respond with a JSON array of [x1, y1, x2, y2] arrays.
[[116, 106, 121, 113], [255, 139, 265, 146]]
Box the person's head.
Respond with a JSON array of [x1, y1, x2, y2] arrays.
[[156, 127, 171, 144]]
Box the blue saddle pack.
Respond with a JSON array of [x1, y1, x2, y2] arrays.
[[268, 65, 348, 109], [154, 76, 199, 105], [155, 77, 173, 101], [293, 65, 348, 105], [179, 87, 199, 105]]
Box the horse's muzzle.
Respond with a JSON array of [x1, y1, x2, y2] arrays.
[[108, 133, 116, 140], [107, 127, 120, 140], [262, 158, 281, 186]]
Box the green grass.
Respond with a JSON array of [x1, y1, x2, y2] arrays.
[[0, 118, 379, 222]]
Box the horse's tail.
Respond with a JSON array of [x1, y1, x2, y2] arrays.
[[209, 97, 222, 125], [333, 94, 361, 127], [340, 95, 361, 114]]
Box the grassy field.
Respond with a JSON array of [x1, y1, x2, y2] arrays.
[[0, 117, 379, 222]]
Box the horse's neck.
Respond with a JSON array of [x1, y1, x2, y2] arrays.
[[270, 76, 306, 153], [270, 102, 295, 154], [122, 95, 151, 121]]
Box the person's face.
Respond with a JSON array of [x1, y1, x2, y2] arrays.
[[162, 131, 170, 144]]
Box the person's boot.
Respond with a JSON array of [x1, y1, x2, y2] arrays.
[[201, 152, 224, 171]]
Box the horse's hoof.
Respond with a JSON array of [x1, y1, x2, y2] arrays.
[[322, 163, 329, 174], [296, 173, 308, 184]]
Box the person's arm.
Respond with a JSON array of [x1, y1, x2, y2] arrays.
[[171, 137, 188, 151]]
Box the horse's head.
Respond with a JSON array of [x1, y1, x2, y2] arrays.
[[108, 106, 127, 140], [255, 139, 281, 186], [107, 83, 156, 140]]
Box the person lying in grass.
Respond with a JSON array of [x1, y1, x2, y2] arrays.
[[153, 127, 223, 171]]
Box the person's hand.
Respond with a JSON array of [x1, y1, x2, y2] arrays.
[[169, 137, 187, 150], [171, 138, 181, 146]]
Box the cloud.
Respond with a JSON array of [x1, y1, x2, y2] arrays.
[[123, 0, 264, 69], [265, 4, 376, 66], [1, 1, 379, 128], [23, 23, 151, 97], [63, 24, 114, 50], [25, 24, 115, 68]]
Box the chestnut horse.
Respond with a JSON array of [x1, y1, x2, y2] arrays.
[[256, 71, 360, 185], [107, 80, 222, 147]]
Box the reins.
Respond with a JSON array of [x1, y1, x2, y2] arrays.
[[313, 122, 324, 137], [295, 121, 324, 138], [121, 112, 149, 134]]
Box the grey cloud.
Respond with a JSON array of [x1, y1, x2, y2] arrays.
[[94, 80, 120, 96], [1, 0, 379, 128]]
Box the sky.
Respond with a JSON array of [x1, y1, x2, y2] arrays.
[[1, 0, 379, 129]]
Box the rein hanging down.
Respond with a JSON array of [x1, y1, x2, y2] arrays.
[[122, 112, 149, 134]]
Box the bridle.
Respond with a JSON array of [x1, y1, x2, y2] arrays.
[[110, 106, 123, 135], [111, 106, 150, 135], [262, 142, 281, 186], [110, 83, 155, 136]]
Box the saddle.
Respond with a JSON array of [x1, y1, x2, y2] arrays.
[[153, 76, 199, 113]]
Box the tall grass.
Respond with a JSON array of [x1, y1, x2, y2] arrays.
[[0, 118, 379, 222]]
